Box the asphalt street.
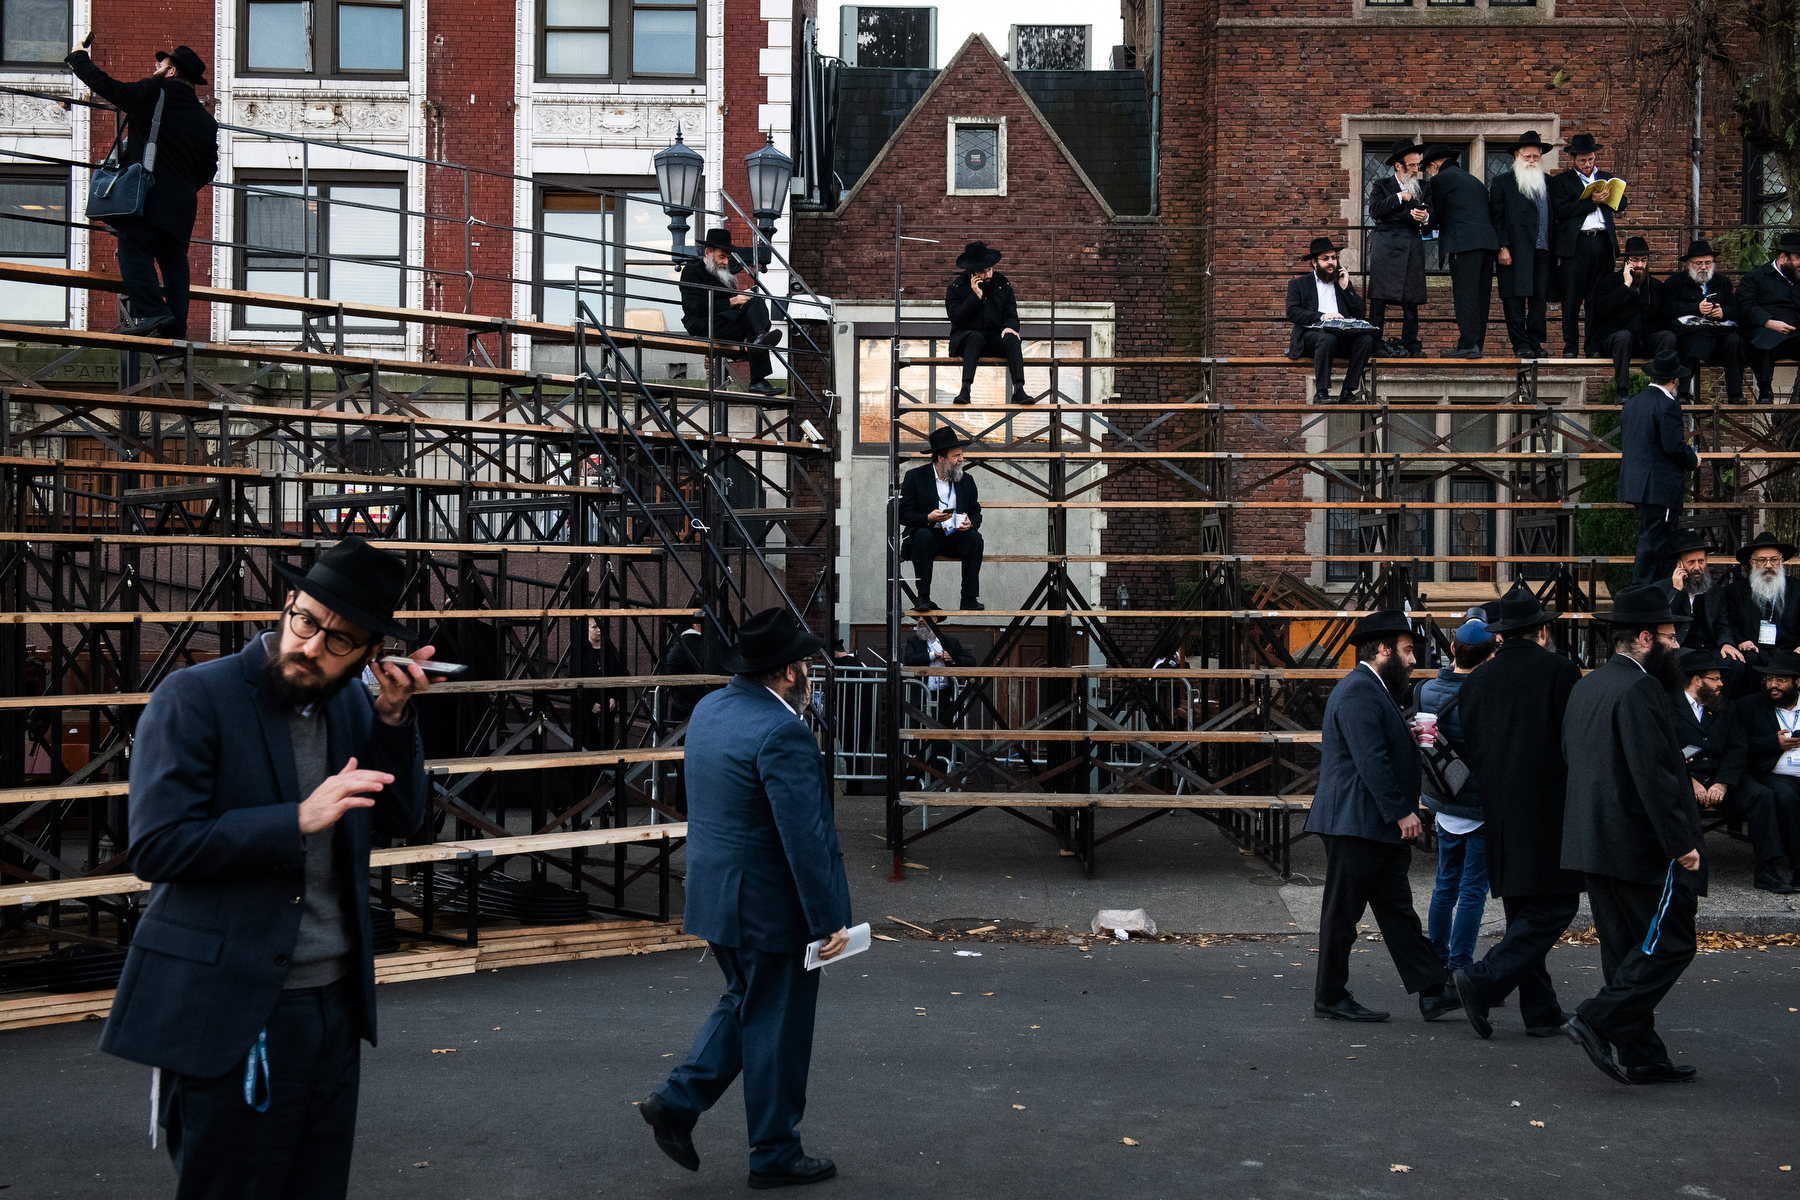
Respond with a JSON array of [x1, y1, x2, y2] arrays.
[[5, 938, 1797, 1199]]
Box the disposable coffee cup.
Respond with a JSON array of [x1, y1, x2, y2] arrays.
[[1414, 712, 1438, 747]]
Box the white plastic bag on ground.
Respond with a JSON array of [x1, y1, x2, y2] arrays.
[[1091, 908, 1157, 937]]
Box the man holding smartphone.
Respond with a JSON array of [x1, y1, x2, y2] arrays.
[[898, 426, 986, 612], [1285, 236, 1376, 404]]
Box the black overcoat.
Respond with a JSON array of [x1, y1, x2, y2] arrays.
[[1666, 582, 1720, 651], [1304, 663, 1420, 843], [1666, 690, 1747, 788], [945, 270, 1021, 358], [1561, 654, 1707, 890], [1283, 273, 1365, 359], [1365, 172, 1430, 304], [1456, 638, 1585, 896], [1548, 168, 1626, 259], [898, 463, 982, 535], [1425, 163, 1499, 256], [1489, 172, 1552, 299], [65, 51, 218, 241], [1734, 260, 1800, 350], [1654, 271, 1739, 361], [1588, 269, 1658, 344], [1709, 575, 1800, 651], [1618, 383, 1698, 507], [903, 634, 976, 667], [1734, 691, 1799, 776]]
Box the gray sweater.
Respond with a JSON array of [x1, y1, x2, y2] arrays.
[[284, 702, 353, 988]]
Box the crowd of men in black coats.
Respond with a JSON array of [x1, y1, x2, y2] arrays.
[[1307, 573, 1800, 1087]]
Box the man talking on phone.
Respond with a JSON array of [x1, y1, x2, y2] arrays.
[[1286, 235, 1376, 404], [641, 608, 852, 1189], [100, 536, 433, 1198]]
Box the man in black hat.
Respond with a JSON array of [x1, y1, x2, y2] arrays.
[[1733, 649, 1800, 889], [1284, 237, 1375, 404], [1711, 530, 1800, 673], [1650, 239, 1745, 403], [898, 426, 985, 612], [1670, 649, 1798, 893], [1421, 145, 1499, 358], [1549, 133, 1627, 358], [680, 227, 782, 396], [945, 241, 1030, 405], [656, 610, 712, 726], [1589, 236, 1661, 397], [98, 535, 433, 1196], [65, 41, 218, 340], [1561, 583, 1702, 1085], [1661, 530, 1745, 701], [1307, 609, 1459, 1024], [1366, 140, 1432, 358], [1452, 585, 1586, 1040], [1736, 231, 1800, 403], [1619, 348, 1700, 585], [1489, 131, 1558, 357], [642, 607, 851, 1189]]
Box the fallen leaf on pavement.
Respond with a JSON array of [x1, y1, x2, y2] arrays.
[[430, 1048, 456, 1054], [1121, 1138, 1140, 1147], [1530, 1120, 1545, 1128], [1013, 1104, 1026, 1110], [1390, 1165, 1411, 1173], [413, 1162, 429, 1168], [968, 925, 997, 934], [904, 862, 929, 869], [874, 934, 900, 942]]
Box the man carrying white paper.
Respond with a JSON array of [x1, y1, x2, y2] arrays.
[[639, 608, 852, 1190]]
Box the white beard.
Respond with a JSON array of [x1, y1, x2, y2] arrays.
[[1511, 160, 1547, 203], [706, 259, 736, 288], [943, 463, 964, 484], [1396, 169, 1423, 201], [1751, 567, 1787, 610], [1687, 264, 1715, 286]]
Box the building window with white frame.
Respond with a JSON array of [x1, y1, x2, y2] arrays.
[[1, 0, 68, 67], [234, 174, 406, 331], [947, 117, 1005, 197], [0, 169, 68, 323], [240, 0, 407, 77], [536, 0, 701, 80]]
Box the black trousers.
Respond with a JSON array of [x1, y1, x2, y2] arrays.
[[114, 220, 193, 338], [1632, 503, 1678, 586], [1501, 255, 1551, 354], [1368, 300, 1420, 351], [158, 977, 361, 1200], [908, 527, 984, 606], [657, 944, 821, 1174], [1748, 332, 1800, 397], [1709, 777, 1787, 869], [958, 331, 1026, 390], [1580, 870, 1697, 1068], [1447, 249, 1495, 351], [1298, 330, 1375, 398], [1559, 234, 1613, 356], [1462, 891, 1580, 1030], [1314, 834, 1448, 1005], [1598, 330, 1651, 396], [709, 299, 773, 382], [1755, 772, 1800, 866]]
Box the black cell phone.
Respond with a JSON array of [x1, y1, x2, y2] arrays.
[[82, 31, 92, 47]]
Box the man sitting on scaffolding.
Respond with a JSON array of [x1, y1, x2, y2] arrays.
[[899, 427, 985, 612], [679, 228, 782, 396]]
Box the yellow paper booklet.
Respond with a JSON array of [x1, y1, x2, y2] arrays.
[[1580, 177, 1627, 210]]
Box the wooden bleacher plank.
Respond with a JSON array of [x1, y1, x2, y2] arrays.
[[0, 532, 656, 555], [898, 792, 1314, 809], [0, 674, 727, 711], [897, 730, 1321, 743], [0, 607, 705, 625]]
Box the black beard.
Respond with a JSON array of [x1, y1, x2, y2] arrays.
[[1684, 570, 1711, 596], [1376, 653, 1414, 702], [1772, 684, 1799, 709], [1644, 640, 1686, 692], [1314, 264, 1337, 283], [264, 645, 362, 709]]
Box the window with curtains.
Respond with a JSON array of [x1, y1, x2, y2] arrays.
[[240, 0, 406, 77], [537, 0, 700, 80], [533, 185, 683, 332], [234, 176, 405, 330], [1, 0, 68, 66], [0, 171, 68, 323]]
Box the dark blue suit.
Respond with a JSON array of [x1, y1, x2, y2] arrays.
[[1619, 381, 1699, 584], [1307, 663, 1447, 1004], [100, 633, 426, 1196], [657, 675, 852, 1173]]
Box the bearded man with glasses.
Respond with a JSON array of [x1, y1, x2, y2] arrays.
[[98, 536, 434, 1199]]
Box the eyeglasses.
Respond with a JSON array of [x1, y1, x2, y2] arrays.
[[1751, 555, 1786, 567], [284, 605, 372, 658]]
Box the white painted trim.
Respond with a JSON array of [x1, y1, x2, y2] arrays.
[[945, 114, 1005, 198]]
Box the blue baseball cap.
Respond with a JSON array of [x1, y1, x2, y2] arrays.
[[1453, 618, 1493, 645]]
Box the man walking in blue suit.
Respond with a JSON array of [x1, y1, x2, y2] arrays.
[[1622, 347, 1701, 585], [642, 607, 853, 1189], [99, 536, 433, 1198]]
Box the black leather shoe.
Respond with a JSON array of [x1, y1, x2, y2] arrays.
[[1012, 389, 1036, 405], [1759, 391, 1776, 404], [1314, 994, 1389, 1022], [749, 1155, 837, 1189], [757, 328, 783, 347], [120, 316, 175, 338], [747, 380, 781, 396], [958, 601, 985, 611], [1563, 1014, 1631, 1085], [1449, 346, 1482, 359], [1452, 968, 1491, 1039], [1335, 391, 1357, 405], [1627, 1062, 1698, 1084], [639, 1093, 699, 1172], [1420, 986, 1462, 1022], [912, 598, 940, 612], [1313, 390, 1335, 405], [1754, 871, 1799, 894], [951, 391, 971, 405]]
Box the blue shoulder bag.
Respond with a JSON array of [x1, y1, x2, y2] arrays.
[[87, 90, 164, 220]]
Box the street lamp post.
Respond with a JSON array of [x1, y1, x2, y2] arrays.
[[654, 126, 704, 260], [743, 130, 794, 269]]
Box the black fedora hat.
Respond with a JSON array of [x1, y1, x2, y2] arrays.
[[1735, 529, 1797, 566], [1299, 235, 1345, 262], [1623, 236, 1650, 257], [956, 241, 1003, 271], [699, 227, 747, 253], [1419, 143, 1460, 169], [156, 45, 208, 85], [1505, 130, 1558, 153], [1384, 138, 1422, 166], [1752, 647, 1800, 676], [1778, 231, 1800, 255], [1598, 582, 1683, 627], [1681, 239, 1718, 261], [927, 425, 971, 454], [720, 607, 825, 674], [272, 536, 418, 643], [1346, 608, 1416, 645], [1672, 528, 1711, 556], [1644, 347, 1693, 381], [1485, 584, 1552, 634], [1678, 648, 1726, 676], [1565, 132, 1603, 155]]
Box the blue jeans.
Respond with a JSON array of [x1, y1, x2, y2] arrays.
[[1429, 825, 1489, 970]]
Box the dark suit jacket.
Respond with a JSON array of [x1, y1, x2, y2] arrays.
[[1667, 689, 1747, 788], [1734, 691, 1800, 776], [1655, 271, 1739, 359], [1549, 168, 1626, 259], [904, 634, 975, 667], [945, 270, 1021, 358], [1305, 663, 1420, 844], [1666, 584, 1719, 650], [680, 675, 853, 950], [1618, 383, 1698, 507], [679, 257, 749, 337], [1457, 639, 1585, 896], [99, 636, 427, 1077], [1734, 260, 1800, 350], [1562, 654, 1705, 888], [1426, 163, 1499, 256], [1489, 172, 1551, 298], [899, 463, 982, 535], [658, 628, 713, 721], [1589, 269, 1658, 344], [65, 51, 218, 241], [1709, 576, 1800, 651], [1284, 273, 1366, 359]]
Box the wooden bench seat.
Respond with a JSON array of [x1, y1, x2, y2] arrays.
[[898, 792, 1312, 810]]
